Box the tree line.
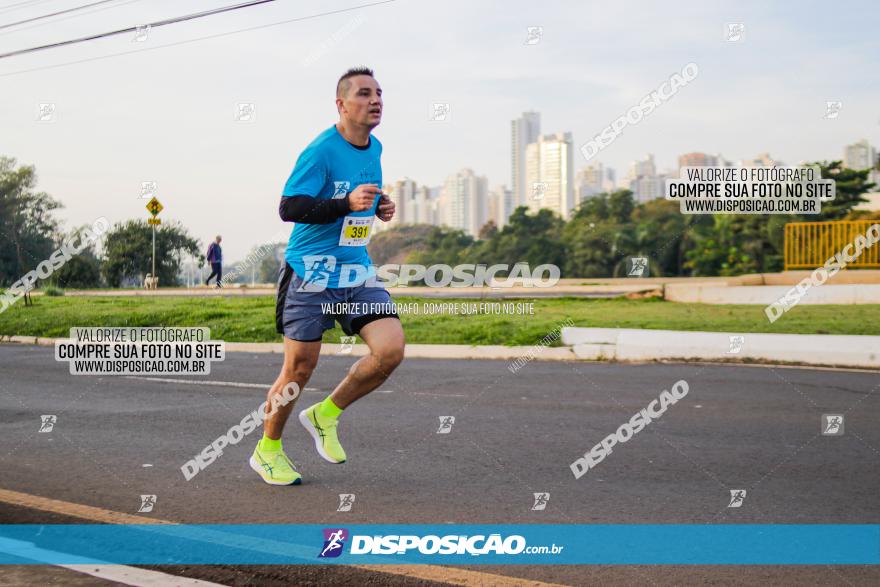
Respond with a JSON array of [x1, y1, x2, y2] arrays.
[[0, 157, 201, 288]]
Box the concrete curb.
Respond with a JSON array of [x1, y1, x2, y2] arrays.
[[561, 327, 880, 369], [0, 336, 576, 363], [665, 283, 880, 305], [57, 285, 656, 298], [5, 331, 878, 368], [0, 335, 55, 346], [312, 344, 577, 362], [226, 341, 577, 362]]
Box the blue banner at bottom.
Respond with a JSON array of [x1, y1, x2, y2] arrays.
[[0, 524, 877, 565]]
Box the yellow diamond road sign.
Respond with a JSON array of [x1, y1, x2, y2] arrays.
[[146, 197, 163, 217]]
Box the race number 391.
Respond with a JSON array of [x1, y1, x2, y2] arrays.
[[339, 216, 373, 246]]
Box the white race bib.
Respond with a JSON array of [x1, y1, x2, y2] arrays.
[[338, 215, 374, 247]]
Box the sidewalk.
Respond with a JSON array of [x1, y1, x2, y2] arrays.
[[50, 284, 656, 299], [40, 269, 880, 303], [0, 335, 575, 363], [561, 327, 880, 369], [4, 330, 879, 370]]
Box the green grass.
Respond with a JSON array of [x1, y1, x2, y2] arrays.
[[1, 295, 878, 345]]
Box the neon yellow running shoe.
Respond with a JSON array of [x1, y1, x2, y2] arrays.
[[299, 403, 347, 464], [249, 445, 302, 485]]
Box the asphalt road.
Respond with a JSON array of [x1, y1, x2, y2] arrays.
[[1, 344, 878, 586]]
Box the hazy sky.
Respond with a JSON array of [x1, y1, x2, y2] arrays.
[[2, 0, 878, 262]]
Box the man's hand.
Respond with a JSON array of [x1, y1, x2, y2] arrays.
[[348, 183, 381, 212], [376, 193, 395, 221]]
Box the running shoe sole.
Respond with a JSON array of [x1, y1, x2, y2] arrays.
[[249, 454, 301, 485], [298, 408, 346, 464]]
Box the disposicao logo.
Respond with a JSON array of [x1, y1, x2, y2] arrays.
[[318, 528, 348, 558]]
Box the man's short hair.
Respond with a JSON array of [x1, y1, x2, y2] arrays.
[[336, 66, 374, 98]]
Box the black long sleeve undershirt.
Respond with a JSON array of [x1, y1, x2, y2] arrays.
[[279, 195, 350, 224]]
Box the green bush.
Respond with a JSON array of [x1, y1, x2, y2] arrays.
[[42, 286, 64, 297]]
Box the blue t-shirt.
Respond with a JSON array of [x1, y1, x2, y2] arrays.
[[282, 125, 382, 289]]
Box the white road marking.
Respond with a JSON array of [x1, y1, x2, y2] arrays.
[[411, 391, 468, 397], [1, 482, 569, 587], [62, 565, 227, 586], [124, 379, 465, 398], [0, 537, 226, 586], [125, 376, 318, 392], [679, 361, 880, 374]]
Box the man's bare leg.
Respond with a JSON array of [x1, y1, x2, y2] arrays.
[[299, 317, 405, 463], [263, 337, 322, 439], [250, 336, 322, 485], [330, 317, 405, 408]]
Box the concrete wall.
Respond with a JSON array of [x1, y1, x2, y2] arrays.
[[558, 271, 880, 286], [561, 327, 880, 368], [756, 270, 880, 285], [666, 283, 880, 305]]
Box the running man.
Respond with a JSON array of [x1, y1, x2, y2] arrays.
[[250, 67, 405, 485]]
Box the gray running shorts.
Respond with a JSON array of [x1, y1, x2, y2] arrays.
[[275, 263, 399, 342]]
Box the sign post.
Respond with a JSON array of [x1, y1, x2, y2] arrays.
[[145, 197, 163, 288]]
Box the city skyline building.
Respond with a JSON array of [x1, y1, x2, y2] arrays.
[[378, 136, 875, 235], [488, 184, 514, 229], [441, 168, 489, 237], [626, 154, 669, 203], [576, 163, 617, 202], [844, 139, 880, 187], [511, 111, 541, 209], [525, 132, 575, 219]]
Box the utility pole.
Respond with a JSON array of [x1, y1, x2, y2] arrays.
[[145, 197, 163, 289], [151, 224, 156, 279]]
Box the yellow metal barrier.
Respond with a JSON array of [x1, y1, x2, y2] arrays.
[[784, 220, 880, 270]]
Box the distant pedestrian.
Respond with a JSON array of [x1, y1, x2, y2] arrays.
[[206, 235, 223, 287]]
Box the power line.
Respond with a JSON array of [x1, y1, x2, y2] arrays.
[[0, 0, 280, 59], [0, 0, 55, 15], [2, 0, 143, 34], [0, 0, 394, 77], [0, 0, 120, 30]]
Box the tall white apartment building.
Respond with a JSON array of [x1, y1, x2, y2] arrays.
[[525, 132, 575, 219], [511, 112, 541, 208], [626, 154, 668, 203], [391, 178, 417, 225], [488, 184, 514, 229], [844, 139, 878, 184], [441, 169, 489, 237], [413, 185, 432, 224]]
